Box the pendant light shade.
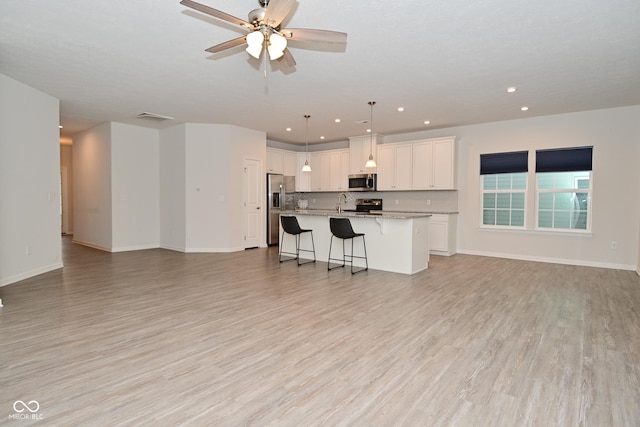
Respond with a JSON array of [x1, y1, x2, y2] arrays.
[[301, 114, 312, 172], [365, 101, 377, 168]]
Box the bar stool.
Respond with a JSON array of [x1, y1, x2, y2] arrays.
[[279, 216, 316, 265], [327, 217, 368, 274]]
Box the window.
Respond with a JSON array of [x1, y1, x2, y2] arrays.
[[480, 151, 528, 228], [536, 147, 592, 232]]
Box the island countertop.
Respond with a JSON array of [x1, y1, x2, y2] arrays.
[[282, 209, 432, 219]]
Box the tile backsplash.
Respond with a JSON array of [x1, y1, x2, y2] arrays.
[[295, 190, 458, 213]]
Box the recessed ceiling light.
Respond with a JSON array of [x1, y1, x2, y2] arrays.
[[424, 120, 431, 125], [59, 125, 63, 129], [507, 87, 517, 93], [334, 118, 341, 123], [521, 106, 529, 111], [286, 127, 292, 131], [320, 136, 325, 140], [366, 128, 371, 133], [397, 107, 405, 112]]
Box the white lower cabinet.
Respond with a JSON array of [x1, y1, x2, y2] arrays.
[[428, 214, 457, 256]]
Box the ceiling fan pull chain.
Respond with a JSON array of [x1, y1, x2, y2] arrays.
[[264, 42, 268, 79]]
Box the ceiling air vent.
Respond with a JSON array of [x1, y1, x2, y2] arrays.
[[135, 112, 174, 122]]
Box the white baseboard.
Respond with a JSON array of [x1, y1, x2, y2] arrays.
[[111, 244, 160, 253], [184, 246, 245, 253], [456, 249, 637, 271], [71, 239, 112, 252], [159, 245, 246, 253], [0, 262, 64, 287]]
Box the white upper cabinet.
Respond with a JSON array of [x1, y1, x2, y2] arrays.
[[282, 151, 297, 176], [330, 150, 350, 191], [267, 148, 298, 176], [295, 153, 311, 192], [266, 148, 284, 174], [307, 149, 350, 192], [376, 143, 413, 191], [412, 137, 456, 190], [349, 135, 380, 174]]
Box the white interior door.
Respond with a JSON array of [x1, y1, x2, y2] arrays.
[[243, 158, 262, 249]]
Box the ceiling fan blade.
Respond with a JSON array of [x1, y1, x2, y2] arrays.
[[278, 48, 296, 68], [263, 0, 296, 28], [205, 36, 247, 53], [180, 0, 252, 29], [281, 28, 347, 44]]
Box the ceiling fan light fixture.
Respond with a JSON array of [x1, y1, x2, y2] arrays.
[[267, 32, 287, 60], [245, 31, 264, 59]]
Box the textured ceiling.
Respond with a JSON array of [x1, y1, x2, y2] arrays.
[[1, 0, 639, 145]]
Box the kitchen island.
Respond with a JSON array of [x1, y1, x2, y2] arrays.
[[279, 210, 431, 275]]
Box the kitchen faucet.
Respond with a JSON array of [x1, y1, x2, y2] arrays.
[[337, 192, 347, 213]]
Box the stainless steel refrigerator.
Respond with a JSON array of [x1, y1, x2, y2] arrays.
[[267, 174, 296, 246]]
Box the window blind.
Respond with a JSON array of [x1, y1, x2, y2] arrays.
[[480, 151, 528, 175], [536, 146, 593, 172]]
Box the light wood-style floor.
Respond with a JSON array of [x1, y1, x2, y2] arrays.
[[1, 237, 639, 426]]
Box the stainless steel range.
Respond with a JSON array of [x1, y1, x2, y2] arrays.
[[344, 198, 383, 213]]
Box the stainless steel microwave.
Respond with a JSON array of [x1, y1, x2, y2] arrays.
[[348, 173, 377, 191]]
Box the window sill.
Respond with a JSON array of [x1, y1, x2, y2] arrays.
[[478, 227, 593, 237]]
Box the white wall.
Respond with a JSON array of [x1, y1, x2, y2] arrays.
[[72, 123, 113, 251], [159, 123, 266, 252], [111, 123, 160, 251], [0, 74, 63, 286], [388, 106, 640, 270], [184, 123, 232, 251], [159, 124, 187, 251]]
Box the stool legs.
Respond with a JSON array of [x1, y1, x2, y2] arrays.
[[279, 231, 316, 266], [327, 235, 368, 274]]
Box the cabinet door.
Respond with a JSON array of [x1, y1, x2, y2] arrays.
[[266, 148, 283, 174], [394, 143, 413, 190], [296, 153, 311, 192], [320, 152, 331, 190], [328, 151, 349, 191], [412, 141, 433, 190], [432, 139, 455, 189], [282, 151, 297, 176], [429, 220, 448, 252], [349, 135, 378, 174], [338, 150, 350, 191], [376, 145, 395, 190]]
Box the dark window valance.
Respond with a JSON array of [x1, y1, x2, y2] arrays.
[[480, 151, 528, 175], [536, 146, 593, 173]]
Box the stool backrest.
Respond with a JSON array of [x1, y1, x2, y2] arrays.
[[281, 216, 303, 235], [330, 217, 357, 239]]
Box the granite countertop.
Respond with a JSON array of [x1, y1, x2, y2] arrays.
[[283, 209, 432, 219]]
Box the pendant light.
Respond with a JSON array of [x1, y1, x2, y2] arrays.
[[301, 114, 312, 172], [365, 101, 377, 168]]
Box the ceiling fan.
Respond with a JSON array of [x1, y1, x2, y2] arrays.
[[180, 0, 347, 69]]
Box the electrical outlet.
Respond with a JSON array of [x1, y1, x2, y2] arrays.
[[26, 246, 31, 256], [426, 199, 431, 205], [395, 200, 399, 205], [611, 241, 617, 250]]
